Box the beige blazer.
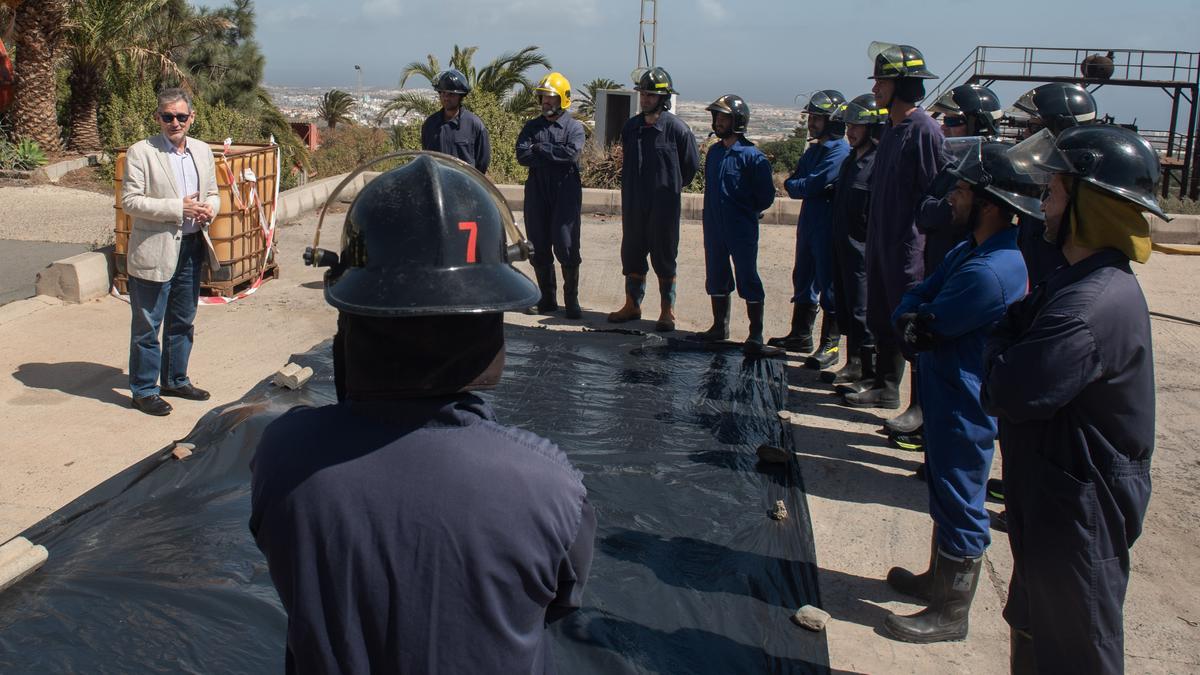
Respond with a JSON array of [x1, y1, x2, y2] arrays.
[[121, 134, 222, 282]]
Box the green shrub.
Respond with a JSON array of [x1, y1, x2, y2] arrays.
[[0, 138, 47, 170], [468, 90, 527, 185], [191, 99, 261, 145], [312, 126, 393, 178], [759, 125, 809, 175], [98, 80, 159, 151]]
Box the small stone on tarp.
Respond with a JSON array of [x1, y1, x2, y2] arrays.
[[272, 363, 314, 390], [791, 604, 830, 632], [756, 444, 790, 464], [769, 499, 788, 521], [171, 443, 195, 460]]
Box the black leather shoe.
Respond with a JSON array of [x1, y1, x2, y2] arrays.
[[132, 394, 173, 416], [160, 384, 211, 401]]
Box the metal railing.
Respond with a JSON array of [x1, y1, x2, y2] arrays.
[[932, 46, 1200, 100]]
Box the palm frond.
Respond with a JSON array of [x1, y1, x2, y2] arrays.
[[398, 56, 440, 89], [376, 91, 439, 123]]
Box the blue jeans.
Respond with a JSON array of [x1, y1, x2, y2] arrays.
[[790, 220, 835, 311], [128, 234, 203, 398]]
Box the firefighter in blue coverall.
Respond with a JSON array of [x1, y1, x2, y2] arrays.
[[881, 140, 1032, 644], [421, 69, 491, 173], [694, 95, 776, 355], [844, 43, 945, 426], [517, 72, 586, 319], [608, 67, 700, 332], [894, 83, 1005, 452], [983, 126, 1161, 674], [768, 90, 849, 369], [822, 94, 887, 390], [257, 153, 596, 674]]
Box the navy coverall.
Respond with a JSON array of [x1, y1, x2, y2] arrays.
[[983, 248, 1154, 674], [620, 110, 700, 278], [250, 394, 596, 675], [516, 111, 586, 267], [830, 146, 877, 353], [866, 110, 945, 344], [422, 108, 492, 173], [893, 228, 1027, 558], [785, 137, 850, 311], [702, 138, 776, 302]]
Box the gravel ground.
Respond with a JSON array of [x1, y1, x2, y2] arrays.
[[0, 185, 115, 246]]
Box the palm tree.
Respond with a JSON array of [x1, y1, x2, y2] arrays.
[[61, 0, 193, 151], [575, 77, 621, 119], [377, 45, 551, 122], [10, 0, 67, 152], [317, 89, 355, 130]]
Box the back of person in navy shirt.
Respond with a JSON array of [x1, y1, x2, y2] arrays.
[[420, 69, 491, 173], [251, 153, 595, 674]]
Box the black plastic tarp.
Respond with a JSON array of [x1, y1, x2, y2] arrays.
[[0, 326, 828, 673]]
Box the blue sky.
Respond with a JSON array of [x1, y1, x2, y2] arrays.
[[200, 0, 1199, 129]]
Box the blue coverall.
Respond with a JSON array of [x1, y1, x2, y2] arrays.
[[866, 110, 945, 344], [421, 108, 491, 173], [620, 111, 700, 278], [893, 228, 1027, 558], [516, 111, 586, 267], [701, 138, 776, 301], [983, 248, 1154, 674], [785, 137, 850, 311], [250, 395, 596, 674]]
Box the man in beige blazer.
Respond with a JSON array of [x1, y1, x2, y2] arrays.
[[121, 87, 221, 416]]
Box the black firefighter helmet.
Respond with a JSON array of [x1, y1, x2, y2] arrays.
[[432, 69, 472, 96], [1007, 126, 1167, 219], [1013, 83, 1097, 135], [805, 89, 847, 137], [307, 152, 539, 316], [833, 93, 888, 142], [868, 42, 937, 80], [930, 83, 1004, 137], [940, 138, 1044, 220], [706, 94, 751, 135]]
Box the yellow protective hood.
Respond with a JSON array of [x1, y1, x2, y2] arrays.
[[1069, 178, 1153, 264]]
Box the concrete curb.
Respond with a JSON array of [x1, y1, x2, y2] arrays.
[[35, 247, 114, 304], [0, 537, 48, 594], [1147, 213, 1200, 244], [30, 153, 106, 183]]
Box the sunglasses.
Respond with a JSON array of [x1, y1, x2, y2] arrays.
[[158, 112, 192, 123], [942, 116, 966, 128]]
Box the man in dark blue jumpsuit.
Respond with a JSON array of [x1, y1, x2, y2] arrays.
[[517, 72, 586, 319], [894, 83, 1006, 451], [421, 69, 492, 173], [882, 140, 1031, 644], [768, 90, 849, 369], [845, 42, 945, 417], [983, 126, 1161, 674], [253, 153, 595, 674], [608, 66, 700, 333], [694, 95, 776, 355], [823, 94, 886, 390]]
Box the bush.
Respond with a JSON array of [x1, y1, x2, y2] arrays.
[[97, 80, 159, 151], [191, 99, 261, 145], [1159, 196, 1200, 216], [759, 125, 809, 175], [580, 138, 709, 193], [467, 90, 527, 185], [312, 125, 393, 178], [0, 137, 47, 170]]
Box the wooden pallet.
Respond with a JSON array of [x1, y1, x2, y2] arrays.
[[112, 262, 279, 299]]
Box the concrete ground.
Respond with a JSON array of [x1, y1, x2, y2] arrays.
[[1, 184, 1198, 673]]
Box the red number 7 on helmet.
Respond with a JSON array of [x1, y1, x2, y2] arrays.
[[458, 221, 478, 263]]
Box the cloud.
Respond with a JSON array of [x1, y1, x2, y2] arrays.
[[695, 0, 729, 22], [362, 0, 403, 18]]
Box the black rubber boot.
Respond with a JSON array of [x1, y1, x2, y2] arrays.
[[987, 478, 1005, 502], [885, 369, 924, 433], [890, 429, 925, 452], [767, 302, 817, 352], [534, 265, 558, 313], [834, 346, 876, 394], [883, 550, 983, 643], [1010, 629, 1036, 675], [743, 301, 765, 356], [655, 276, 676, 332], [886, 528, 938, 602], [561, 265, 582, 319], [843, 345, 903, 409], [805, 313, 841, 370], [695, 295, 730, 342]]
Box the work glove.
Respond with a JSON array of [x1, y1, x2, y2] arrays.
[[897, 312, 939, 353]]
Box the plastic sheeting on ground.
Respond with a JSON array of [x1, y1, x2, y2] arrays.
[[0, 326, 828, 674]]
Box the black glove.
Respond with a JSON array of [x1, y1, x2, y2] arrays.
[[898, 312, 939, 352]]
